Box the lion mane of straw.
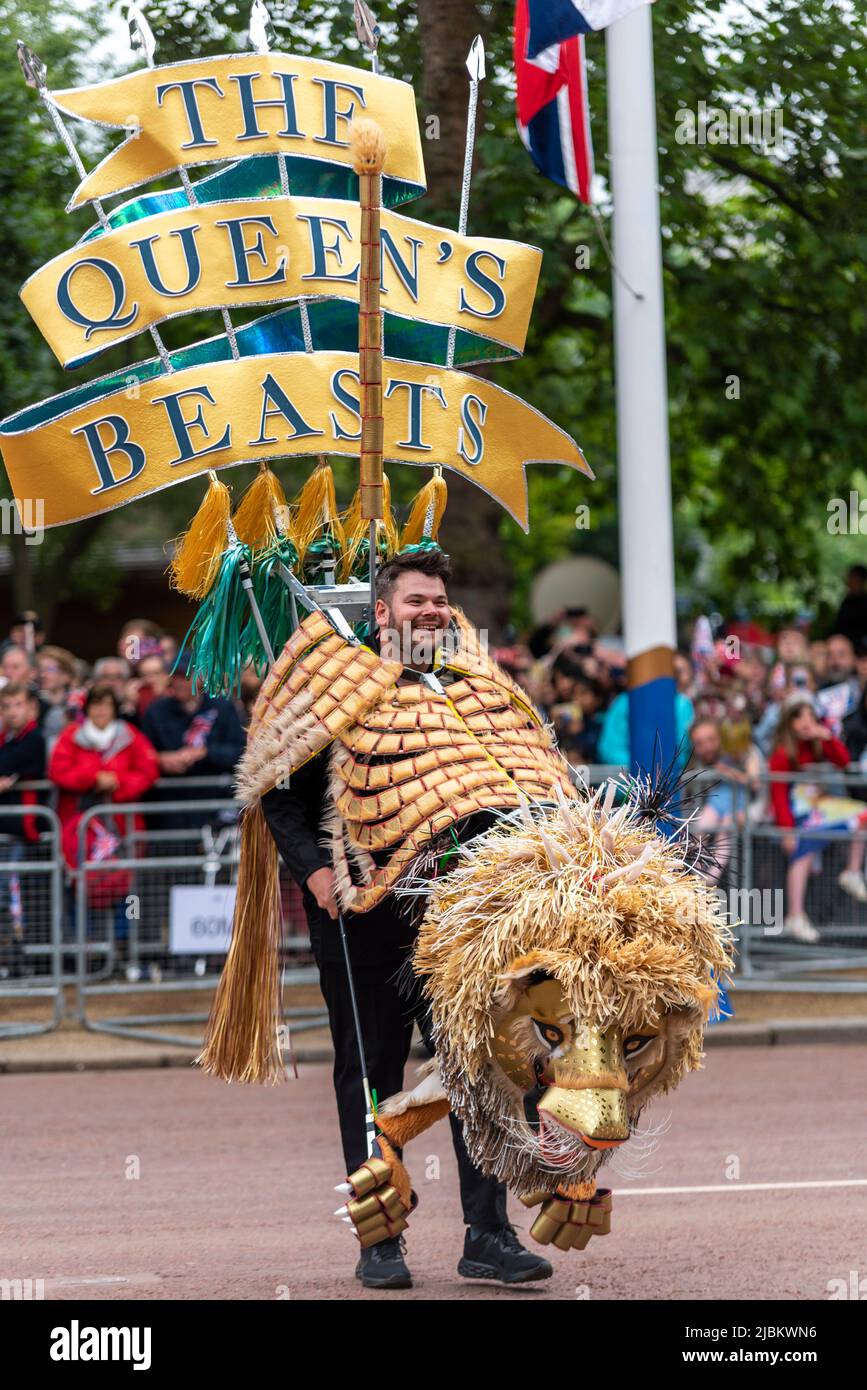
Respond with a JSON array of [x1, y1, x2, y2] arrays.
[[413, 785, 734, 1103]]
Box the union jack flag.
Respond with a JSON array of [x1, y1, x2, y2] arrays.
[[525, 0, 651, 61], [515, 0, 652, 203], [514, 0, 594, 203]]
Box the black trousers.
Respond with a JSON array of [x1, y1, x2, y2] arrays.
[[308, 896, 508, 1231]]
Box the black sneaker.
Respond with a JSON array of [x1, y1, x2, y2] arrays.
[[458, 1223, 553, 1285], [355, 1235, 413, 1289]]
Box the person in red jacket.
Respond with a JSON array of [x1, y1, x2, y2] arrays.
[[769, 695, 867, 942], [49, 685, 159, 932]]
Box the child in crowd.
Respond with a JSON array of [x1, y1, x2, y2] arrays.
[[690, 717, 762, 881]]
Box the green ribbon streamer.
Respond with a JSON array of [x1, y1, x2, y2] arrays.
[[242, 535, 300, 672], [178, 541, 253, 697], [2, 298, 511, 427]]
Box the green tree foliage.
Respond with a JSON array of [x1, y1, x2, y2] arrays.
[[1, 0, 864, 628], [467, 0, 867, 625]]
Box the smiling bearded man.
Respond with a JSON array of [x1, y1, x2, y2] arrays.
[[213, 544, 580, 1289]]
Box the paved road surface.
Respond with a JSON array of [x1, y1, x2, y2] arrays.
[[2, 1046, 865, 1300]]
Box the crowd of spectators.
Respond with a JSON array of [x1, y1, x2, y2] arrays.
[[497, 564, 867, 943], [3, 562, 867, 971], [0, 613, 247, 977]]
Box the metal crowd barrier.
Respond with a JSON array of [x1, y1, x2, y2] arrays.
[[737, 765, 867, 992], [69, 796, 325, 1049], [0, 777, 326, 1052], [3, 763, 867, 1057], [0, 803, 64, 1039], [581, 762, 867, 993]]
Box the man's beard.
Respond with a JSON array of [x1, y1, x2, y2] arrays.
[[380, 607, 448, 668]]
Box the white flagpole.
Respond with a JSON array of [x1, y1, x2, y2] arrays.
[[606, 5, 677, 778]]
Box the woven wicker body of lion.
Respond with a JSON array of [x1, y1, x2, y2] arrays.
[[339, 781, 733, 1254]]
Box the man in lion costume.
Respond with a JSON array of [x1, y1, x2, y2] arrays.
[[198, 545, 732, 1285]]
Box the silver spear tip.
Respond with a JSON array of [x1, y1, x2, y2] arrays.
[[249, 0, 277, 55], [126, 2, 157, 68], [17, 41, 46, 91], [353, 0, 380, 54], [466, 35, 486, 83]]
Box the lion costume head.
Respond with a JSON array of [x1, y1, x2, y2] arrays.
[[400, 781, 734, 1197]]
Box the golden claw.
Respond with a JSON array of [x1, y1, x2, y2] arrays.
[[522, 1187, 613, 1252], [343, 1144, 415, 1248]]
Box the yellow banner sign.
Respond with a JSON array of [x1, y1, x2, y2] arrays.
[[52, 54, 425, 209], [22, 197, 542, 369], [0, 353, 591, 531]]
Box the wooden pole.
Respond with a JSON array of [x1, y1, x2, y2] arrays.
[[350, 119, 386, 524]]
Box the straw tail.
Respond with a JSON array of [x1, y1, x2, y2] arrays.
[[350, 117, 386, 523], [168, 472, 231, 599], [197, 800, 285, 1084], [400, 473, 448, 547], [339, 472, 399, 580], [232, 464, 289, 549]]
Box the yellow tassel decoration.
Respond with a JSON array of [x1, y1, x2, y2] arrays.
[[400, 473, 448, 548], [168, 471, 230, 600], [196, 800, 285, 1084], [232, 464, 290, 550], [292, 460, 346, 571]]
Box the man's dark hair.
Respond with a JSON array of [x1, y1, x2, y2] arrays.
[[376, 547, 452, 607], [849, 564, 867, 582]]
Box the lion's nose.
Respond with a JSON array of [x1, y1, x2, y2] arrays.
[[537, 1020, 630, 1145], [537, 1085, 630, 1146]]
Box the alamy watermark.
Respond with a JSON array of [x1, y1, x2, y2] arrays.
[[0, 496, 43, 545], [678, 886, 784, 935], [379, 622, 488, 668], [675, 101, 784, 149], [50, 1321, 151, 1369], [827, 491, 867, 535], [1, 1276, 45, 1300]]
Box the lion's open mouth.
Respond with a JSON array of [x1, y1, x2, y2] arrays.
[[537, 1110, 599, 1168], [537, 1104, 630, 1165]]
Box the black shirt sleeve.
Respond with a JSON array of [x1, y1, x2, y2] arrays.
[[261, 750, 332, 889], [0, 728, 45, 780]]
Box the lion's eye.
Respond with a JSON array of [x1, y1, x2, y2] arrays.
[[624, 1034, 655, 1057], [533, 1020, 564, 1048]]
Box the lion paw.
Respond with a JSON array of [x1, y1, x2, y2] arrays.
[[520, 1187, 612, 1252], [335, 1140, 415, 1248]]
